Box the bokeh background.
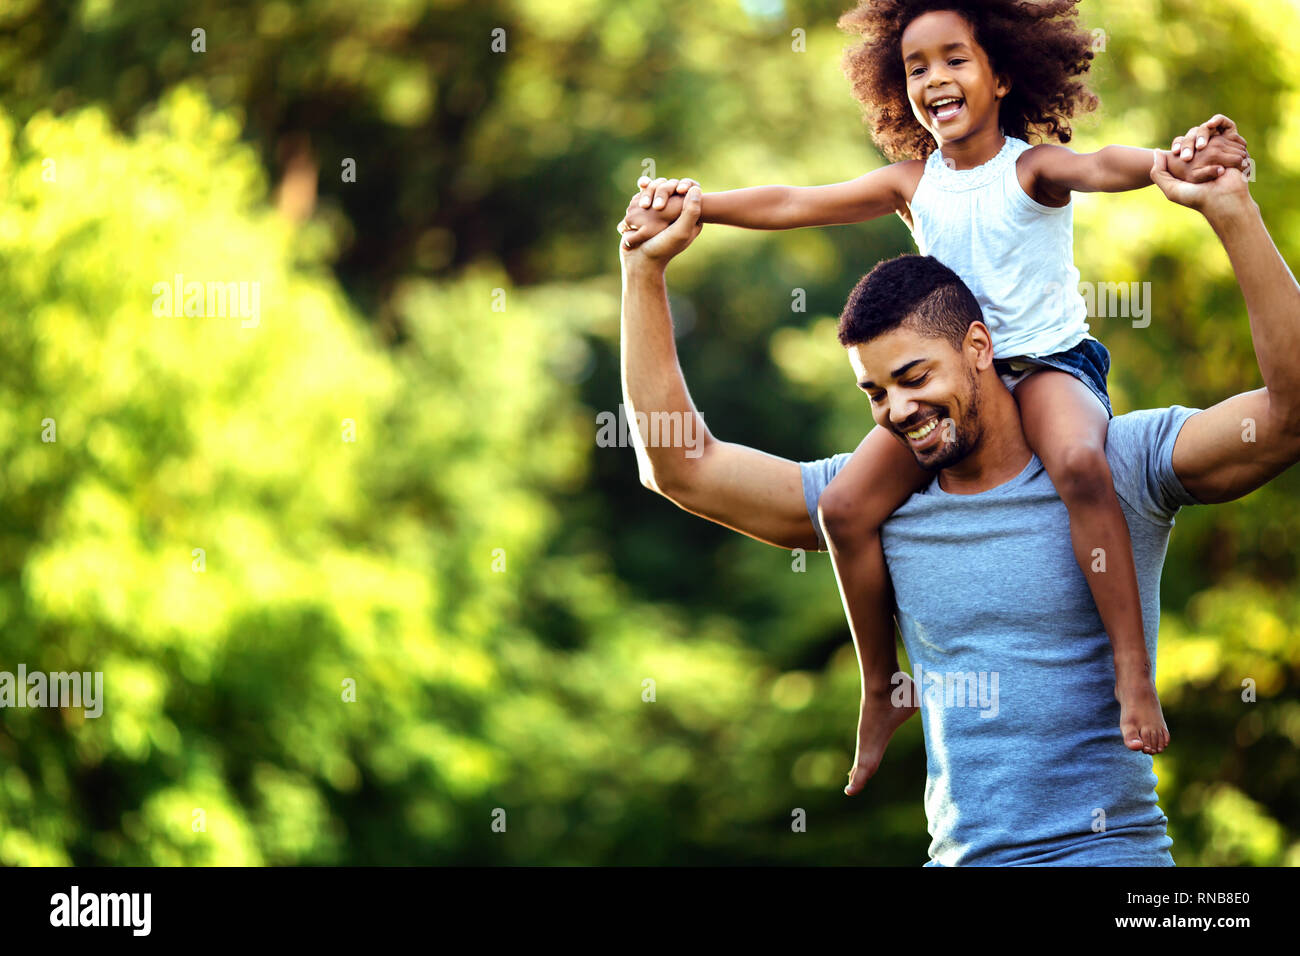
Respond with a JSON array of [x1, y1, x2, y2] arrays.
[[0, 0, 1296, 865]]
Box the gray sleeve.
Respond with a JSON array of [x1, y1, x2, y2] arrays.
[[1105, 405, 1204, 524], [799, 452, 854, 550]]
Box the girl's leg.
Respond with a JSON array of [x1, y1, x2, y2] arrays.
[[817, 424, 933, 795], [1013, 370, 1170, 755]]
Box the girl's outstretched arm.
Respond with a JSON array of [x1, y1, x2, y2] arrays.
[[1021, 114, 1248, 206], [696, 159, 924, 229], [620, 160, 924, 248]]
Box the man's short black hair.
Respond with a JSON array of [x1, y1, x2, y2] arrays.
[[837, 255, 983, 352]]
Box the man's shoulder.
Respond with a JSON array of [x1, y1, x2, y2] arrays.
[[1109, 404, 1200, 428], [1105, 404, 1204, 523], [1105, 404, 1201, 459]]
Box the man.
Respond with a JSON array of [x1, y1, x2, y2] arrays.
[[616, 147, 1300, 865]]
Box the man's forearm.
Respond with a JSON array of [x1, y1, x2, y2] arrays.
[[1208, 198, 1300, 429], [619, 259, 711, 490], [616, 229, 825, 550]]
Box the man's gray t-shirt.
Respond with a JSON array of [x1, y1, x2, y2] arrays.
[[800, 405, 1202, 866]]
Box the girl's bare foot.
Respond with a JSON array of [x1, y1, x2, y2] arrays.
[[1116, 675, 1169, 754], [845, 680, 920, 795]]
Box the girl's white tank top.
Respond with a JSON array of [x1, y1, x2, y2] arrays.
[[909, 136, 1093, 359]]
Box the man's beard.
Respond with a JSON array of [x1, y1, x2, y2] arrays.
[[909, 366, 983, 472]]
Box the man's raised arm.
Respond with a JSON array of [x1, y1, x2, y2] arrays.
[[617, 186, 822, 550], [1148, 150, 1300, 503]]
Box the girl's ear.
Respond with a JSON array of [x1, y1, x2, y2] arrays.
[[995, 73, 1012, 99]]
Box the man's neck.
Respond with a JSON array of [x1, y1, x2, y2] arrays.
[[936, 383, 1034, 494]]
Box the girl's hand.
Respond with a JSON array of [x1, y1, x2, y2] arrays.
[[619, 177, 699, 249], [1172, 114, 1247, 163], [636, 176, 701, 210], [618, 185, 704, 265], [1167, 124, 1251, 184], [1189, 133, 1250, 176]]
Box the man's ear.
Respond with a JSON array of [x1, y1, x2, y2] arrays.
[[963, 321, 995, 370]]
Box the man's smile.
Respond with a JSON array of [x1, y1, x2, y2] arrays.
[[901, 415, 943, 448]]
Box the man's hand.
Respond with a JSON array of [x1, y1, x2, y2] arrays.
[[1172, 114, 1249, 165], [618, 184, 704, 266], [1178, 133, 1248, 178], [1151, 146, 1254, 220], [1163, 115, 1250, 186], [619, 176, 698, 250], [620, 194, 686, 249], [1155, 114, 1250, 189]]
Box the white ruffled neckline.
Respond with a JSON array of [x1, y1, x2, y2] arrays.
[[924, 136, 1029, 191]]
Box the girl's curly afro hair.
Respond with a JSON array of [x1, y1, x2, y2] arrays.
[[838, 0, 1100, 162]]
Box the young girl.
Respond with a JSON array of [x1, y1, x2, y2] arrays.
[[617, 0, 1248, 788]]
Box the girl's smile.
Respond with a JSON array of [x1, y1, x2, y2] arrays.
[[927, 96, 965, 124]]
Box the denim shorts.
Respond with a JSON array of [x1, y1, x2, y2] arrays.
[[993, 337, 1113, 419]]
